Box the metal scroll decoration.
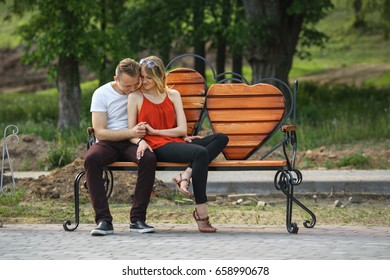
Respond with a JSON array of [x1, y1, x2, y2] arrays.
[[1, 125, 20, 195]]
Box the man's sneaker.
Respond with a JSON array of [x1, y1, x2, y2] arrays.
[[90, 220, 114, 236], [129, 220, 155, 233]]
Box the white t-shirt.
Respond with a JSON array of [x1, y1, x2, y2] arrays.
[[90, 82, 128, 131]]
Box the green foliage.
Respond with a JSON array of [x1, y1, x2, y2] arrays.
[[46, 143, 74, 169], [0, 81, 96, 169], [7, 0, 100, 78], [296, 82, 390, 149], [291, 0, 334, 60], [0, 188, 26, 206], [336, 153, 371, 169], [45, 131, 80, 169], [0, 81, 95, 132]]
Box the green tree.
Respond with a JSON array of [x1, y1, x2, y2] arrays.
[[383, 0, 390, 40], [3, 0, 103, 129], [242, 0, 333, 84], [94, 0, 128, 85]]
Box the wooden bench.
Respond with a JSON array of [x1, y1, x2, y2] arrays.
[[63, 55, 316, 234]]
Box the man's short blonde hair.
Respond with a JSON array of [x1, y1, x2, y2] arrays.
[[115, 58, 140, 79]]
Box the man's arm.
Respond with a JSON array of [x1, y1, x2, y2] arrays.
[[92, 112, 146, 141]]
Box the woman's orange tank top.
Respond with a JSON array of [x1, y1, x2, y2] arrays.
[[138, 92, 185, 149]]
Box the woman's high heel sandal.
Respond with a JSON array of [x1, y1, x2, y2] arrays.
[[172, 173, 193, 198], [192, 208, 217, 233]]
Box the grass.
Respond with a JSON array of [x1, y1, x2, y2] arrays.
[[1, 189, 390, 227], [290, 1, 390, 86]]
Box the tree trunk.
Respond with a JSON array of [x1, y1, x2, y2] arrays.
[[232, 53, 243, 82], [242, 0, 304, 84], [231, 0, 244, 82], [193, 0, 206, 78], [216, 0, 231, 82], [57, 55, 81, 129]]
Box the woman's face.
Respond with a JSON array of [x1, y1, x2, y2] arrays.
[[141, 67, 156, 91]]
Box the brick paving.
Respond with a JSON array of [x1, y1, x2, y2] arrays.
[[1, 223, 389, 260]]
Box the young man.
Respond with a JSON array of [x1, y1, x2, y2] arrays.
[[85, 58, 156, 236]]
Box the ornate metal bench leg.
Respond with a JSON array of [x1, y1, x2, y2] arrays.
[[290, 169, 316, 228], [285, 175, 299, 234], [291, 196, 317, 228], [275, 170, 299, 234], [63, 170, 84, 231], [274, 169, 317, 232]]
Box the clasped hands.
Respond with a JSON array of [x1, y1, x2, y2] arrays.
[[133, 122, 203, 160]]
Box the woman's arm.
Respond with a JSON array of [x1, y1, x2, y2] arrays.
[[128, 92, 144, 144]]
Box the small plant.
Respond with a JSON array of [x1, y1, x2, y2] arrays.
[[20, 159, 32, 171], [323, 160, 336, 169], [0, 188, 26, 206], [47, 144, 74, 169], [336, 153, 371, 169], [46, 132, 75, 169]]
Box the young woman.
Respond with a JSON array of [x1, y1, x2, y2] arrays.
[[127, 56, 228, 233]]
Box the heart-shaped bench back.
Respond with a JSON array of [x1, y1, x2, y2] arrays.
[[167, 68, 207, 136], [206, 83, 286, 160]]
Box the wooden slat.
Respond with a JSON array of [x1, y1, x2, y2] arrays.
[[186, 122, 196, 133], [167, 68, 206, 85], [169, 84, 205, 96], [207, 83, 283, 96], [166, 68, 206, 136], [282, 125, 296, 132], [209, 160, 286, 167], [185, 109, 203, 122], [225, 135, 267, 147], [107, 160, 287, 169], [222, 147, 255, 160], [182, 96, 206, 109], [208, 109, 284, 122], [212, 122, 279, 135], [207, 96, 285, 109], [167, 68, 206, 97]]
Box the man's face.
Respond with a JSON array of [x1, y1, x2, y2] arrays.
[[116, 73, 140, 95]]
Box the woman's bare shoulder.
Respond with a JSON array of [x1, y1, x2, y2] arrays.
[[128, 90, 143, 101], [167, 88, 181, 98]]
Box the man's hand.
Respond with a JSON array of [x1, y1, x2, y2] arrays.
[[131, 122, 147, 138]]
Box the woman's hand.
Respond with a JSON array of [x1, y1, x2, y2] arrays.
[[145, 124, 159, 135], [183, 135, 203, 143], [136, 139, 153, 160], [130, 122, 147, 139]]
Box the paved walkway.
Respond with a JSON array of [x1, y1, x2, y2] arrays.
[[2, 170, 389, 262], [1, 223, 390, 260]]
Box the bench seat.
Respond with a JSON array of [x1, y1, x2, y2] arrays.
[[107, 160, 288, 171]]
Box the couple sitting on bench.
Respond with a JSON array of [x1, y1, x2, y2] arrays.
[[85, 56, 228, 236]]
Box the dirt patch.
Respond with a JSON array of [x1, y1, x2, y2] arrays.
[[19, 158, 172, 203], [0, 47, 52, 94], [296, 63, 390, 86], [1, 134, 53, 171]]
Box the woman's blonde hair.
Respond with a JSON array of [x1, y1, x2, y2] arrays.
[[140, 56, 167, 93]]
